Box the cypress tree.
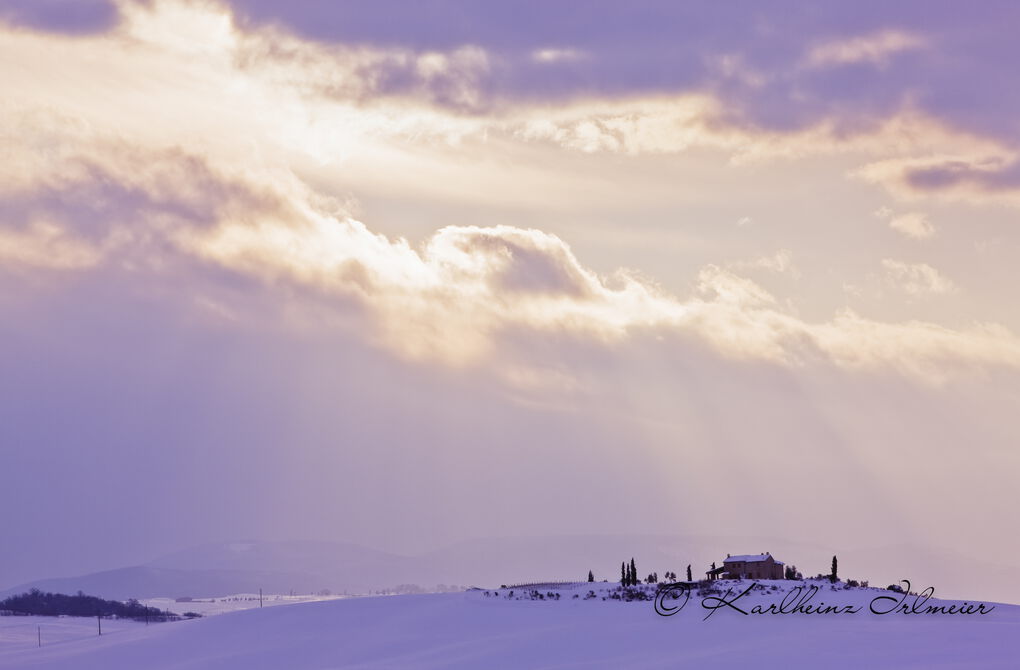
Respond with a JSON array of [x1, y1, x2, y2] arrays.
[[630, 558, 637, 587], [621, 562, 626, 584], [830, 556, 838, 583], [588, 570, 594, 583], [686, 564, 692, 582]]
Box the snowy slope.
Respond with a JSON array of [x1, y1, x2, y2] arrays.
[[141, 593, 347, 617], [2, 581, 1017, 669], [5, 535, 1017, 604]]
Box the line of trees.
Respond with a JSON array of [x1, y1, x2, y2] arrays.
[[620, 558, 641, 586], [0, 589, 176, 621], [660, 564, 692, 582], [618, 559, 701, 586]]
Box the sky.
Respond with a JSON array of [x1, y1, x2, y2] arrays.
[[1, 0, 1019, 591]]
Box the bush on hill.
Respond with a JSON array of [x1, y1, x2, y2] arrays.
[[0, 589, 177, 621]]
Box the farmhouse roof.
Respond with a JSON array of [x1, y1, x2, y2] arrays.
[[724, 553, 773, 563]]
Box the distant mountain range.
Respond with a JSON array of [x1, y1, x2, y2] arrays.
[[2, 535, 1015, 603]]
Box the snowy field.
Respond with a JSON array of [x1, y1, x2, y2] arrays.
[[141, 593, 348, 617], [1, 581, 1017, 669], [0, 615, 143, 653]]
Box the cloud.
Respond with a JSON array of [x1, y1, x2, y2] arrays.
[[530, 47, 586, 64], [0, 221, 101, 271], [856, 154, 1020, 206], [889, 213, 935, 239], [2, 0, 1018, 387], [805, 30, 926, 69], [728, 249, 800, 278], [3, 0, 998, 195], [218, 1, 1020, 148], [881, 259, 957, 296], [504, 96, 1004, 171], [187, 209, 1019, 384], [182, 214, 683, 362], [0, 0, 116, 34], [875, 208, 935, 239], [905, 158, 1020, 194]]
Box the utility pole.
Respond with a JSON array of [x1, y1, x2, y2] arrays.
[[97, 615, 102, 636]]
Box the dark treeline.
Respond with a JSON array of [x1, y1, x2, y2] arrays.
[[0, 589, 177, 621]]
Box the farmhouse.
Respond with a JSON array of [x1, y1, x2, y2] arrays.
[[708, 552, 785, 580]]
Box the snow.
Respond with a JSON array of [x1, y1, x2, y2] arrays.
[[1, 581, 1016, 669], [725, 553, 773, 563], [0, 616, 145, 652], [140, 593, 347, 617]]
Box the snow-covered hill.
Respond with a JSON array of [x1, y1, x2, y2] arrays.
[[6, 535, 1016, 604], [1, 581, 1016, 669]]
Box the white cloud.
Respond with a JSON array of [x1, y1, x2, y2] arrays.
[[187, 211, 1020, 384], [881, 259, 957, 296], [729, 249, 801, 278], [530, 48, 587, 64], [805, 30, 926, 69], [889, 212, 935, 239], [875, 207, 935, 239], [0, 221, 101, 270]]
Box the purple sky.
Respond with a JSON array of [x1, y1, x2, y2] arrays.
[[1, 0, 1019, 597]]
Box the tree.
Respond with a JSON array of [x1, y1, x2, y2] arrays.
[[621, 562, 627, 584], [630, 558, 637, 587], [0, 590, 172, 621], [830, 556, 838, 584], [686, 564, 692, 582], [588, 570, 595, 583]]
